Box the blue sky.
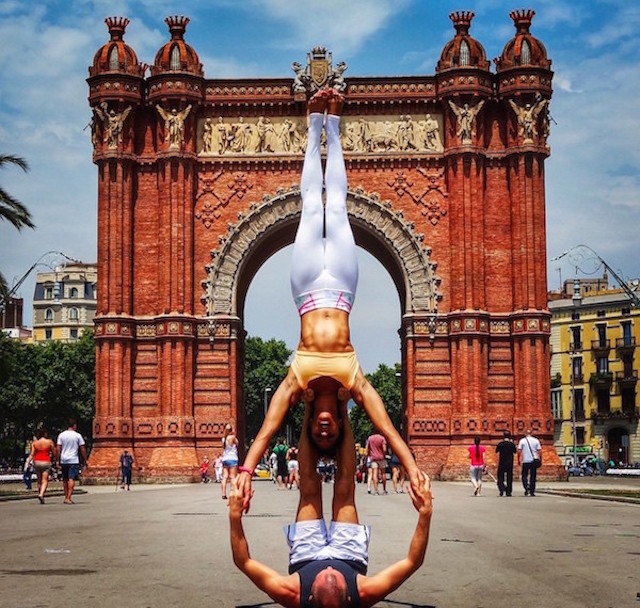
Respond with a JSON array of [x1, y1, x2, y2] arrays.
[[1, 0, 639, 372]]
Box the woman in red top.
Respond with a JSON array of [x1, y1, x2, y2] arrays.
[[467, 436, 486, 496], [25, 425, 56, 504]]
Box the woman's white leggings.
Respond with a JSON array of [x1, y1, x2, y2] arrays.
[[290, 113, 358, 300]]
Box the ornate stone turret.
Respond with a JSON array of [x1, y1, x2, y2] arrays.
[[437, 11, 490, 72], [495, 9, 553, 101], [436, 11, 492, 149], [87, 17, 145, 107], [150, 16, 203, 77], [90, 17, 144, 77]]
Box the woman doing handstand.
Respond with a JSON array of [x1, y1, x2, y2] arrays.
[[238, 90, 422, 510]]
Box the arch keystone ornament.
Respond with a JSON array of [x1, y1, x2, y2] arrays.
[[87, 13, 564, 482]]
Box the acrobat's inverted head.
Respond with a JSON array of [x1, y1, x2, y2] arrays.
[[305, 377, 348, 455], [309, 566, 350, 607]]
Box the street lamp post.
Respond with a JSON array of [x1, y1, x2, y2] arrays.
[[263, 387, 272, 419], [570, 279, 581, 470]]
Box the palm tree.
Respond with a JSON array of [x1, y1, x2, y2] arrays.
[[0, 154, 32, 229], [1, 154, 33, 302]]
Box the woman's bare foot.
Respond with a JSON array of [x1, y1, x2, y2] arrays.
[[327, 90, 344, 116], [308, 89, 330, 114]]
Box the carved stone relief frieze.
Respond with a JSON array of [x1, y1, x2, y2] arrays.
[[197, 114, 444, 157]]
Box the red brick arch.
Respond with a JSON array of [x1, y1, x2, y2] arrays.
[[87, 22, 564, 480]]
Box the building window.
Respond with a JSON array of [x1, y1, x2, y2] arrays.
[[596, 323, 607, 344], [70, 287, 78, 298], [621, 388, 635, 414], [570, 326, 581, 350], [622, 307, 630, 316], [551, 388, 562, 419], [597, 356, 609, 374], [170, 45, 181, 70], [45, 328, 52, 341], [109, 46, 119, 70], [69, 307, 79, 321], [572, 357, 583, 383], [45, 308, 54, 322], [573, 388, 585, 419], [45, 286, 53, 300], [70, 328, 78, 341], [520, 39, 531, 64], [621, 321, 632, 345], [571, 311, 580, 320], [459, 40, 470, 66], [597, 310, 606, 317], [597, 389, 610, 414], [575, 426, 585, 445]]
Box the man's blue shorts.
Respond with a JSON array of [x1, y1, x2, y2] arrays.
[[61, 463, 80, 481]]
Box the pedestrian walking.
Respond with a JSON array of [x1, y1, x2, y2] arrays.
[[495, 431, 517, 496], [518, 429, 542, 496], [119, 450, 134, 490], [56, 418, 88, 505], [221, 423, 239, 500], [25, 425, 55, 503], [468, 436, 486, 496]]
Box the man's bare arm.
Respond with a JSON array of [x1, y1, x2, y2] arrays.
[[358, 473, 433, 608], [228, 480, 299, 608]]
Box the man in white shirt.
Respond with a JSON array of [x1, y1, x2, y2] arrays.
[[56, 419, 88, 505], [517, 429, 542, 497]]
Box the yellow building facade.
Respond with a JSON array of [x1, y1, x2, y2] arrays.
[[31, 263, 97, 343], [549, 285, 639, 466]]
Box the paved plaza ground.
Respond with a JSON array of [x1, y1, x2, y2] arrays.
[[1, 476, 638, 608]]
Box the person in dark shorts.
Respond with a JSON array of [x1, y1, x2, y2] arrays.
[[56, 419, 88, 505], [495, 431, 517, 497]]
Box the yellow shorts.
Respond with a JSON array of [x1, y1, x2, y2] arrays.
[[290, 350, 360, 390]]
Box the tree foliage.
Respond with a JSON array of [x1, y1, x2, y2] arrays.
[[0, 330, 95, 465], [243, 336, 294, 445], [349, 362, 402, 446], [0, 154, 33, 298]]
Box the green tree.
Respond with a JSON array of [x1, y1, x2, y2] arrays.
[[0, 154, 33, 299], [243, 336, 293, 446], [0, 330, 95, 464], [349, 362, 402, 445]]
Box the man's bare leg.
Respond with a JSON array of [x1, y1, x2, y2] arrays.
[[332, 393, 358, 524], [296, 403, 323, 522]]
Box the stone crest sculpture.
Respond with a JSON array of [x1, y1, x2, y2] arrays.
[[291, 46, 347, 97]]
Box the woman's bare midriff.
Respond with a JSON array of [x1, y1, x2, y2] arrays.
[[298, 308, 353, 352]]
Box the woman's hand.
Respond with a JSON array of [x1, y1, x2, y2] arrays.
[[236, 471, 255, 514], [229, 477, 246, 520]]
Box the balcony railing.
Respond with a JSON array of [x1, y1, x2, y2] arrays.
[[571, 373, 584, 385], [615, 370, 638, 385], [592, 407, 639, 422], [589, 372, 613, 387], [569, 342, 582, 352], [591, 339, 611, 353], [616, 336, 636, 351]]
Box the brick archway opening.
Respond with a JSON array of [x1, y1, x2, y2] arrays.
[[203, 185, 441, 454]]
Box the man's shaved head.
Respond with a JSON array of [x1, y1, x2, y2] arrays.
[[310, 567, 349, 608]]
